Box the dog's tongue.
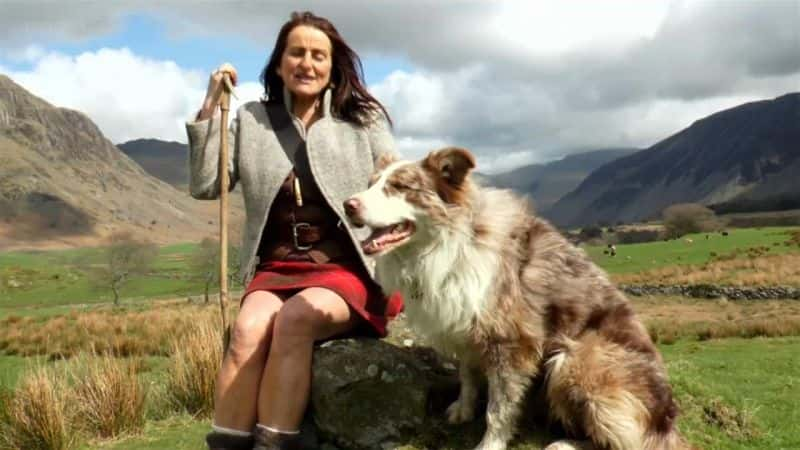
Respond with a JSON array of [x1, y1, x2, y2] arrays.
[[362, 224, 407, 254]]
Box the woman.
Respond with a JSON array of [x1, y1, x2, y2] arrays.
[[187, 11, 402, 450]]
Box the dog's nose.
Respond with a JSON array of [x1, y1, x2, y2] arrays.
[[343, 198, 361, 217]]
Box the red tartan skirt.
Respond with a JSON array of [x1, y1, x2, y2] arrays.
[[242, 261, 403, 337]]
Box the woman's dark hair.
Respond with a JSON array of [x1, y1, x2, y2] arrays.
[[260, 11, 392, 127]]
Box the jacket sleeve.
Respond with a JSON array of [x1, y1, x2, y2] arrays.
[[366, 111, 399, 164], [185, 108, 240, 200]]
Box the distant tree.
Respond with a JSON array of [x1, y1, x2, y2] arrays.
[[662, 203, 721, 239], [188, 237, 241, 303], [579, 225, 603, 241], [89, 232, 158, 305]]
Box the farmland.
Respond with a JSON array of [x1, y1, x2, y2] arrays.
[[1, 226, 799, 449]]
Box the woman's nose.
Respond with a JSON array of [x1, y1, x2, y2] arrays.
[[299, 53, 312, 69]]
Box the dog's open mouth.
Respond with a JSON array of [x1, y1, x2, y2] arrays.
[[361, 220, 416, 255]]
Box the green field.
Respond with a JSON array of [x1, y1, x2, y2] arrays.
[[2, 227, 800, 449], [585, 227, 799, 274], [0, 242, 243, 310]]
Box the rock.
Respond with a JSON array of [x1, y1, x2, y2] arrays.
[[311, 339, 458, 450]]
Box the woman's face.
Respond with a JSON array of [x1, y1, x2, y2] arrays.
[[277, 25, 333, 103]]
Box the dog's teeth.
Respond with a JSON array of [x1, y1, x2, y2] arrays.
[[372, 239, 378, 249]]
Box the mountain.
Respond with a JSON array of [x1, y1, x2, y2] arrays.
[[483, 148, 636, 212], [0, 74, 244, 250], [117, 139, 189, 188], [547, 93, 800, 228]]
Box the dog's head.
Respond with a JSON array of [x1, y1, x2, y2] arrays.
[[344, 147, 476, 256]]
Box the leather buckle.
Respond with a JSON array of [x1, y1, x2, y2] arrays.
[[292, 222, 313, 251]]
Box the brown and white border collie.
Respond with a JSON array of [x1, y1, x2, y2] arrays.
[[344, 148, 690, 450]]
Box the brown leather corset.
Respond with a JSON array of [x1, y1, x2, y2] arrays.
[[257, 168, 357, 264]]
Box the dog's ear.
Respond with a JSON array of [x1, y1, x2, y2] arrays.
[[374, 152, 398, 172], [425, 147, 476, 186], [424, 147, 476, 203]]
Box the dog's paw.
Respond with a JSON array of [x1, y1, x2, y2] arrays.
[[543, 440, 596, 450], [445, 397, 476, 424]]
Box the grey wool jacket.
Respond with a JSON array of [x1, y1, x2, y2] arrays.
[[185, 89, 395, 285]]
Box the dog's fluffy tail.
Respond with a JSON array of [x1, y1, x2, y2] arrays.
[[544, 333, 690, 450]]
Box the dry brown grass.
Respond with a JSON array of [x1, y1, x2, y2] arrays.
[[613, 253, 800, 286], [0, 365, 77, 450], [166, 317, 222, 417], [0, 302, 220, 359], [72, 353, 147, 438], [631, 296, 800, 343]]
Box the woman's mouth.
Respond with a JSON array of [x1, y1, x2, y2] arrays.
[[294, 74, 316, 84]]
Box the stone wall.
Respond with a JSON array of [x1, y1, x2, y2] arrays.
[[621, 284, 800, 300]]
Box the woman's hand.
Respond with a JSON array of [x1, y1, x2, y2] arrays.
[[197, 63, 239, 121]]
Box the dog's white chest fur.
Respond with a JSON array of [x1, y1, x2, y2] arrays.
[[377, 229, 497, 356]]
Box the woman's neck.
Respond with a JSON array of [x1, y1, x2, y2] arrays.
[[292, 95, 322, 129]]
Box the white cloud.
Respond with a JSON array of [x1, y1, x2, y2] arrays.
[[2, 1, 798, 172], [4, 48, 263, 144]]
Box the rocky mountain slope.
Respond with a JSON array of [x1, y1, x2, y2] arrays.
[[547, 93, 800, 227], [483, 148, 636, 213], [0, 74, 243, 250], [117, 138, 189, 188]]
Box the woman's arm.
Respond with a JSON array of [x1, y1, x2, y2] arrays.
[[185, 109, 240, 200], [366, 111, 399, 165]]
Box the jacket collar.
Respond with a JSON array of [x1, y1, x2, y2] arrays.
[[282, 86, 332, 119]]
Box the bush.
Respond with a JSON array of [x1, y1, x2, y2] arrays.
[[579, 225, 603, 241], [617, 229, 663, 244], [72, 353, 147, 438], [166, 319, 223, 417], [663, 203, 721, 239], [0, 366, 77, 450]]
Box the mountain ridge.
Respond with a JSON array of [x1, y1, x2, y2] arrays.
[[546, 93, 800, 227]]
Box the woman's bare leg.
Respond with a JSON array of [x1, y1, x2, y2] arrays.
[[257, 287, 357, 430], [212, 290, 284, 431]]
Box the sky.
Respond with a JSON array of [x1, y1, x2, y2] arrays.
[[1, 0, 798, 174]]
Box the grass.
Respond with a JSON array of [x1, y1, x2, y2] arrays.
[[0, 242, 242, 308], [58, 336, 799, 450], [0, 364, 77, 450], [661, 337, 800, 450], [612, 252, 800, 286], [0, 301, 221, 359], [165, 319, 222, 417], [1, 228, 800, 448], [585, 227, 800, 274], [1, 297, 798, 449]]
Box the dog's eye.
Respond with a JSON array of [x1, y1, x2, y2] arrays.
[[388, 181, 408, 190]]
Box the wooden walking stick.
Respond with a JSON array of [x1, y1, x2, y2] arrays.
[[218, 72, 237, 352]]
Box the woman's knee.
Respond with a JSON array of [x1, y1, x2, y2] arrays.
[[272, 298, 320, 342], [227, 291, 282, 363], [272, 289, 354, 343]]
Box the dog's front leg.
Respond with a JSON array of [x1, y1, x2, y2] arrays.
[[446, 358, 479, 424], [474, 368, 530, 450]]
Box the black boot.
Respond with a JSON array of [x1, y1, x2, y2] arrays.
[[252, 425, 301, 450], [205, 430, 254, 450]]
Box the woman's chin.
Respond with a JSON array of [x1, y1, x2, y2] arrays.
[[287, 84, 325, 98]]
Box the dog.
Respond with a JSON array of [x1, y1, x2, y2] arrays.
[[344, 147, 690, 450]]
